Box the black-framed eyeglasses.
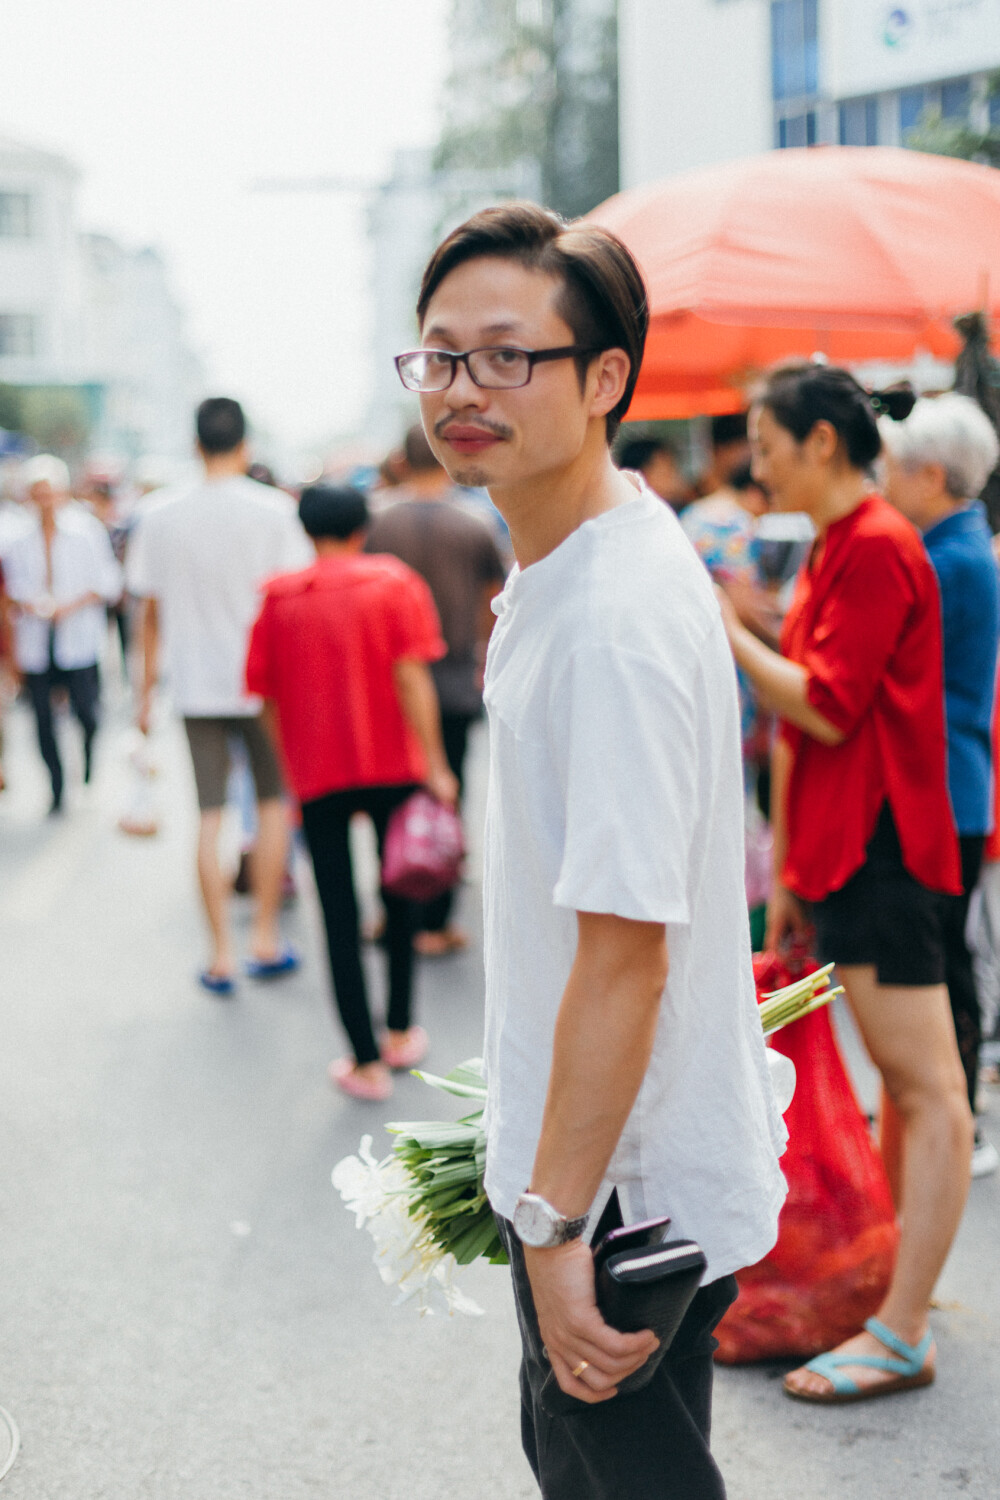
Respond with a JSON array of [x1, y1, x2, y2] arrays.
[[394, 345, 598, 393]]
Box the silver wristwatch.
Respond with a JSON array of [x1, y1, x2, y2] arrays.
[[512, 1191, 588, 1249]]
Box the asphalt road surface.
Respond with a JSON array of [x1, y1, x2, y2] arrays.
[[1, 691, 998, 1499]]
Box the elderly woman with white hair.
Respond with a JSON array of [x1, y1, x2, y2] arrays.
[[881, 393, 1000, 1178], [1, 454, 122, 813]]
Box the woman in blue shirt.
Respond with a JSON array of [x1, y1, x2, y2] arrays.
[[882, 393, 1000, 1178]]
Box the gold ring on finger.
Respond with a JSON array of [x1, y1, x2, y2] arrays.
[[571, 1360, 590, 1379]]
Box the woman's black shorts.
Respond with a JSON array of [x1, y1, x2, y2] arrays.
[[809, 804, 947, 987]]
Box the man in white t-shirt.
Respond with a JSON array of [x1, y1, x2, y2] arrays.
[[396, 205, 787, 1499], [126, 398, 313, 995]]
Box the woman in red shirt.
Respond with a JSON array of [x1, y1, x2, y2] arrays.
[[720, 362, 972, 1405]]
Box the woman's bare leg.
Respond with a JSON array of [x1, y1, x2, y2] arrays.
[[786, 964, 973, 1396]]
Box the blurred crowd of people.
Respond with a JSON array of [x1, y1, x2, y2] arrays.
[[2, 378, 1000, 1152], [2, 333, 1000, 1439], [0, 398, 507, 1102]]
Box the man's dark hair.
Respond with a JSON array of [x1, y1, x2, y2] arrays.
[[298, 484, 369, 540], [416, 202, 648, 445], [404, 423, 442, 473], [196, 397, 246, 455], [710, 412, 748, 449], [615, 436, 677, 473], [758, 362, 882, 470]]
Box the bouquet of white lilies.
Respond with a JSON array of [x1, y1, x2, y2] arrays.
[[333, 964, 841, 1316]]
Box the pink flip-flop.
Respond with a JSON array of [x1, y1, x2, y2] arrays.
[[379, 1026, 429, 1071], [328, 1057, 393, 1102]]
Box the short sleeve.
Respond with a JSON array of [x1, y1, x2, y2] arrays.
[[802, 537, 917, 737], [388, 568, 447, 663], [548, 644, 699, 924], [244, 594, 274, 698]]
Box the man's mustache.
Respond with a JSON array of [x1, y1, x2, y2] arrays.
[[434, 416, 514, 442]]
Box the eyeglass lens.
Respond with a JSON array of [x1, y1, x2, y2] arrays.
[[398, 348, 532, 392]]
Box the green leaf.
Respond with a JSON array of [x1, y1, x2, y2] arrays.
[[409, 1068, 488, 1101]]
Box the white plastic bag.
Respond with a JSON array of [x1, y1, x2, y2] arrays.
[[118, 736, 159, 837]]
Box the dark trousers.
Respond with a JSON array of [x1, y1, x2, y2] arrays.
[[420, 711, 476, 933], [24, 663, 101, 807], [945, 834, 986, 1113], [496, 1209, 737, 1500], [300, 784, 419, 1066]]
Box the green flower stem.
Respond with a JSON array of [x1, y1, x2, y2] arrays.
[[385, 969, 841, 1269]]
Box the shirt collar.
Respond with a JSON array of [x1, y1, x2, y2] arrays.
[[923, 499, 986, 544]]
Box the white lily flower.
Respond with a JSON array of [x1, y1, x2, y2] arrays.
[[333, 1138, 484, 1317]]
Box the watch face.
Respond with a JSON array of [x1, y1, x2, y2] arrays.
[[514, 1195, 559, 1247]]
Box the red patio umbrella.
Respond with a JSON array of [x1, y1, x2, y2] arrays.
[[588, 147, 1000, 419]]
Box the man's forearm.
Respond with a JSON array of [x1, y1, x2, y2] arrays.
[[393, 657, 449, 775], [530, 912, 668, 1219], [139, 597, 159, 697]]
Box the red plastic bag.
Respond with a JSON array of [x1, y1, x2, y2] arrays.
[[714, 950, 899, 1364], [381, 791, 465, 902]]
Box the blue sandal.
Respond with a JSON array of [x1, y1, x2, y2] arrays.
[[244, 946, 300, 980], [784, 1317, 935, 1404], [199, 970, 235, 996]]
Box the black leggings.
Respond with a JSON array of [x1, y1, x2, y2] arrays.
[[945, 834, 986, 1114], [300, 784, 419, 1066], [24, 663, 100, 806]]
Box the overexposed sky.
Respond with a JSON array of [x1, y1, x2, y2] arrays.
[[3, 0, 450, 451]]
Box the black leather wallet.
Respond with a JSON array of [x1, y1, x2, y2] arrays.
[[596, 1238, 707, 1395], [538, 1218, 706, 1415]]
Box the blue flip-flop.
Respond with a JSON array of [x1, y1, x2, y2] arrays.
[[244, 947, 300, 981], [199, 970, 236, 996], [784, 1317, 935, 1403]]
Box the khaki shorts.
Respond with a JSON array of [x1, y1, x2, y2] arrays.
[[182, 715, 284, 812]]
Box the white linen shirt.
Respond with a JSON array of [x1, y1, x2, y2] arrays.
[[1, 503, 123, 672], [481, 487, 787, 1282], [125, 475, 313, 717]]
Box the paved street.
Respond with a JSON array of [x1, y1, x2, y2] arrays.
[[1, 692, 998, 1499]]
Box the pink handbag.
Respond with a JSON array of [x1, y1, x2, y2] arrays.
[[381, 791, 465, 902]]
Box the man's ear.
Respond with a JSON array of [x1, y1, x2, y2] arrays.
[[588, 349, 631, 421]]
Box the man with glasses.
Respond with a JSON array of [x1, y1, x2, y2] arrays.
[[398, 203, 786, 1499]]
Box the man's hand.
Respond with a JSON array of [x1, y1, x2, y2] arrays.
[[136, 688, 154, 737], [524, 1239, 658, 1404]]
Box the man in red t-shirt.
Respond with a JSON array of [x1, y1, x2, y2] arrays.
[[246, 484, 456, 1101]]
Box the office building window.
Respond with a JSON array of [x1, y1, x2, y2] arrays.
[[777, 111, 817, 148], [839, 96, 879, 146], [771, 0, 818, 102], [0, 192, 33, 238], [940, 77, 971, 121], [899, 87, 927, 136], [0, 314, 36, 358]]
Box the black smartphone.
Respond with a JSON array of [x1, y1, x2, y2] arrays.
[[592, 1214, 672, 1278]]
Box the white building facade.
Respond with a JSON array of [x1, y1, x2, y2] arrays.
[[0, 137, 82, 381], [620, 0, 1000, 186], [0, 135, 201, 462]]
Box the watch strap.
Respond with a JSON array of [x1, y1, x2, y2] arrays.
[[559, 1214, 588, 1244]]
